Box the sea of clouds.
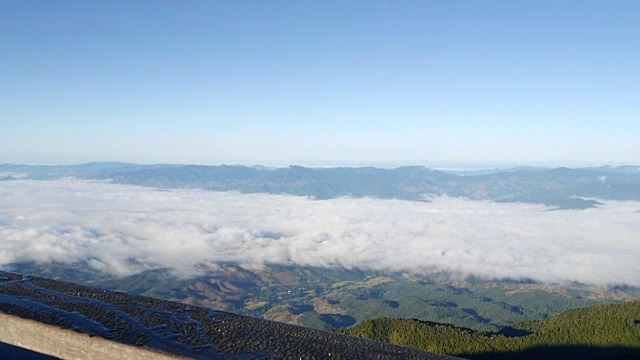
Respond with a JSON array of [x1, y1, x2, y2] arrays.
[[1, 179, 639, 287]]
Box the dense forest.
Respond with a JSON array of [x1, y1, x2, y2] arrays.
[[339, 301, 640, 359]]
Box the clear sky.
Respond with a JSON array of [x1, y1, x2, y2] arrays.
[[1, 1, 638, 166]]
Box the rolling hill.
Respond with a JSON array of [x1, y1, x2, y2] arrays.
[[339, 301, 640, 359]]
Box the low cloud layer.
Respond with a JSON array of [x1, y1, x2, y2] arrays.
[[1, 179, 639, 287]]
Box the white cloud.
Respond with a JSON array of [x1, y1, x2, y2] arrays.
[[1, 179, 639, 287]]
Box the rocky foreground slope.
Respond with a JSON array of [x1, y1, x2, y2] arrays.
[[0, 270, 454, 359]]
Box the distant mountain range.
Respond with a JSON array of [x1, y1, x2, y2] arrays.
[[2, 162, 640, 209]]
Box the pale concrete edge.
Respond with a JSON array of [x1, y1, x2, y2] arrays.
[[0, 312, 186, 360]]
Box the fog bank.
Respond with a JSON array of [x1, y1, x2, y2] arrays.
[[1, 180, 639, 287]]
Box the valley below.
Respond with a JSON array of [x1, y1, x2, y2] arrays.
[[10, 262, 638, 334]]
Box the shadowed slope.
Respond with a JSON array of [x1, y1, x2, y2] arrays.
[[0, 342, 57, 360]]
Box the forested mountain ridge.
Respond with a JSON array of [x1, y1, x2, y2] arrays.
[[2, 163, 640, 208], [10, 263, 636, 334], [339, 301, 640, 359]]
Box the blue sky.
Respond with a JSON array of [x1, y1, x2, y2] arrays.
[[1, 1, 638, 166]]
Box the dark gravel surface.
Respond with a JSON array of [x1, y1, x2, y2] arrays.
[[0, 342, 58, 360], [0, 270, 456, 359]]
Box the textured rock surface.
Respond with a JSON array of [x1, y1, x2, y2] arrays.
[[0, 271, 455, 359]]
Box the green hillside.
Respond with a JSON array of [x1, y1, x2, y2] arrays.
[[14, 262, 634, 334], [10, 261, 637, 335], [339, 301, 640, 359]]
